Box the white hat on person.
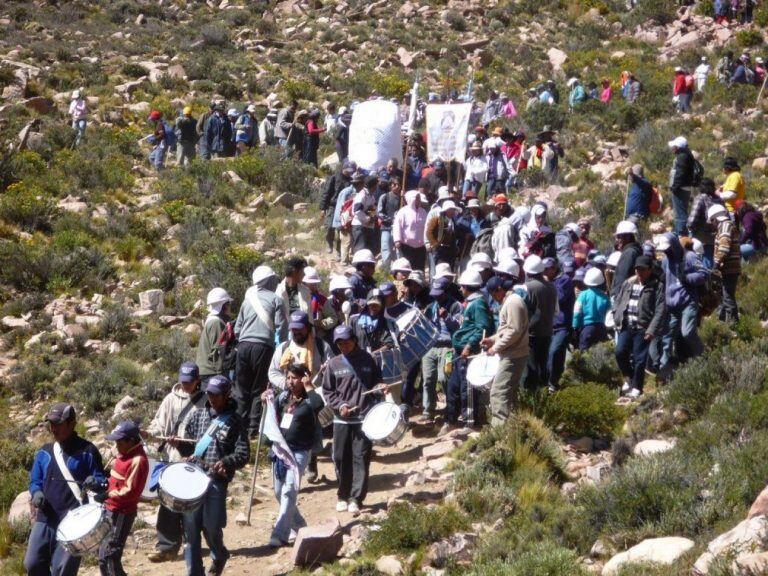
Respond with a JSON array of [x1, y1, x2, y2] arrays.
[[391, 257, 413, 273], [469, 252, 493, 270], [494, 260, 520, 277], [458, 269, 483, 287], [584, 268, 605, 287], [302, 266, 321, 285], [523, 255, 545, 275], [434, 262, 456, 279], [329, 275, 352, 292], [667, 136, 688, 149], [496, 247, 520, 263], [441, 201, 462, 214], [252, 265, 276, 285], [352, 249, 376, 265], [606, 251, 622, 268], [707, 204, 728, 220], [206, 287, 232, 305], [615, 220, 638, 236]]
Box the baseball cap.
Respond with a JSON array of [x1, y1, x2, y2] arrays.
[[179, 361, 200, 383], [45, 403, 76, 424], [289, 311, 310, 330], [333, 325, 355, 342], [486, 276, 511, 293], [429, 277, 451, 297], [366, 289, 383, 306], [206, 375, 232, 396], [379, 282, 396, 296], [542, 257, 557, 270], [635, 255, 654, 269], [492, 194, 509, 205], [106, 421, 140, 441]]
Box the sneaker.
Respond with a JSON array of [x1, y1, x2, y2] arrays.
[[627, 388, 642, 399], [268, 536, 286, 548], [288, 529, 299, 544], [306, 470, 319, 484], [547, 384, 557, 394], [207, 554, 229, 576], [438, 423, 457, 437], [347, 501, 360, 516], [335, 500, 348, 512], [148, 549, 178, 563], [621, 380, 631, 394]]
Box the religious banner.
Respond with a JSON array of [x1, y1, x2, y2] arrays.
[[349, 100, 403, 171], [425, 102, 472, 163]]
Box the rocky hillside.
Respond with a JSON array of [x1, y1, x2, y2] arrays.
[[4, 0, 768, 574]]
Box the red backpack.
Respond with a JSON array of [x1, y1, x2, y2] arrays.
[[649, 186, 664, 215]]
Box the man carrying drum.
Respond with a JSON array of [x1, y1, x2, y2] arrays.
[[322, 325, 386, 516], [25, 403, 106, 576], [178, 375, 250, 576], [144, 361, 207, 563]]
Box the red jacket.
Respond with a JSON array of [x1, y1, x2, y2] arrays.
[[673, 74, 687, 96], [106, 443, 148, 515]]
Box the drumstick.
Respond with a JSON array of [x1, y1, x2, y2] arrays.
[[154, 436, 197, 444], [361, 383, 398, 396]]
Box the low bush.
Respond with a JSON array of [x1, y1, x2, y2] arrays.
[[0, 182, 57, 232], [545, 383, 626, 439], [468, 541, 588, 576], [561, 342, 623, 389]]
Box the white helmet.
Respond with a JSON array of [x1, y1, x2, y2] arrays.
[[707, 204, 728, 221], [391, 257, 413, 273], [496, 247, 520, 263], [206, 287, 232, 306], [523, 255, 544, 275], [469, 252, 493, 270], [615, 220, 638, 236], [493, 260, 520, 277], [329, 275, 352, 292], [437, 186, 451, 200], [302, 266, 321, 285], [606, 251, 622, 268], [564, 222, 581, 236], [458, 269, 483, 287], [584, 268, 605, 287], [252, 265, 276, 285], [433, 262, 456, 279], [352, 249, 376, 265]]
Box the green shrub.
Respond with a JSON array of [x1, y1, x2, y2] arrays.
[[545, 383, 626, 439], [74, 357, 145, 414], [561, 342, 623, 389], [468, 541, 588, 576], [736, 29, 763, 48], [96, 304, 134, 345], [0, 182, 57, 232], [124, 327, 192, 374], [200, 24, 230, 47], [121, 62, 149, 79]]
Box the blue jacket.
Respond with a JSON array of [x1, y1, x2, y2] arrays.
[[29, 434, 106, 526], [660, 233, 706, 311], [553, 274, 575, 331], [626, 175, 654, 219], [333, 185, 355, 229], [204, 113, 232, 154], [573, 287, 610, 329]]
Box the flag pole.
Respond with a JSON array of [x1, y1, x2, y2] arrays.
[[245, 402, 267, 526]]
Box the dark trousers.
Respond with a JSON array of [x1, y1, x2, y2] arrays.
[[578, 323, 608, 350], [332, 423, 372, 504], [325, 225, 336, 253], [399, 244, 427, 271], [25, 521, 81, 576], [98, 510, 135, 576], [235, 341, 274, 436], [719, 273, 739, 323], [444, 357, 483, 425], [155, 503, 183, 552], [615, 328, 651, 392], [351, 225, 374, 253], [547, 329, 570, 389], [524, 335, 551, 390], [400, 362, 420, 410], [435, 245, 458, 268]]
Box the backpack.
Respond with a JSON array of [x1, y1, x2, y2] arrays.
[[216, 321, 238, 373], [163, 122, 178, 147], [339, 196, 355, 231], [692, 158, 705, 188], [745, 66, 756, 85], [649, 186, 664, 214], [684, 74, 695, 91], [699, 269, 723, 317], [470, 228, 495, 260]]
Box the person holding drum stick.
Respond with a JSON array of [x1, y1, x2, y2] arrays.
[[177, 374, 250, 576], [143, 361, 207, 563], [322, 325, 386, 516], [25, 403, 106, 576]]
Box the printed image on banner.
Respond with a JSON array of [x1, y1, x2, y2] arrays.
[[426, 103, 472, 163], [348, 100, 403, 171]]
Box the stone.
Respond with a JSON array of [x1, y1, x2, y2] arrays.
[[138, 289, 164, 313], [159, 315, 185, 327], [752, 157, 768, 173], [57, 195, 88, 214], [115, 77, 148, 96], [2, 316, 29, 329], [62, 324, 86, 338], [732, 551, 768, 575], [672, 30, 701, 50], [397, 47, 415, 68], [23, 97, 54, 114], [293, 203, 308, 213], [590, 539, 611, 558], [184, 324, 202, 339], [235, 512, 248, 526], [586, 463, 609, 483], [75, 315, 101, 327], [291, 519, 343, 567], [714, 27, 733, 45], [570, 436, 594, 453], [427, 457, 453, 472], [108, 342, 122, 354], [602, 537, 695, 575], [397, 2, 415, 18], [224, 170, 243, 184], [136, 13, 146, 25], [320, 152, 339, 169], [113, 395, 136, 419], [165, 64, 186, 79], [633, 439, 675, 457], [460, 37, 490, 51], [428, 532, 477, 568], [748, 486, 768, 519], [422, 439, 461, 460], [376, 555, 404, 576], [693, 516, 768, 575], [7, 491, 33, 526], [24, 332, 45, 349], [547, 47, 568, 71], [271, 192, 302, 208]]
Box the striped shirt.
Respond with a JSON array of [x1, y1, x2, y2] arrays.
[[626, 282, 644, 329]]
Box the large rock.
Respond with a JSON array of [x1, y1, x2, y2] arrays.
[[602, 537, 694, 575], [749, 486, 768, 519], [422, 439, 461, 460], [291, 518, 343, 567], [376, 555, 404, 576], [139, 289, 164, 313], [2, 316, 30, 329], [547, 47, 568, 71], [7, 491, 33, 526], [271, 192, 302, 208], [752, 157, 768, 173], [23, 97, 54, 114], [693, 516, 768, 575], [732, 551, 768, 575], [113, 395, 136, 420], [633, 439, 675, 457]]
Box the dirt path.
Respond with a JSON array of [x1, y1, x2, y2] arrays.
[[80, 420, 449, 576]]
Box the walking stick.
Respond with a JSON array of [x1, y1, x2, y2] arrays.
[[245, 402, 268, 526], [757, 73, 768, 106]]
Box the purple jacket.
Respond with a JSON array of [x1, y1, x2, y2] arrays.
[[660, 233, 706, 311]]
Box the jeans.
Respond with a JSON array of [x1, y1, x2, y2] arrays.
[[150, 143, 168, 171], [524, 335, 551, 391], [25, 521, 81, 576], [489, 355, 527, 426], [462, 180, 483, 197], [176, 141, 196, 167], [547, 329, 570, 389], [72, 119, 86, 147], [380, 228, 394, 270], [445, 356, 483, 425], [615, 328, 651, 392], [155, 503, 184, 552], [676, 92, 692, 113], [661, 302, 702, 377], [183, 480, 229, 576], [272, 449, 309, 542], [99, 510, 135, 576], [671, 190, 691, 236], [235, 341, 275, 436], [351, 225, 375, 253], [421, 346, 449, 414], [702, 244, 715, 269], [332, 423, 372, 504], [578, 323, 608, 350], [719, 273, 739, 322]]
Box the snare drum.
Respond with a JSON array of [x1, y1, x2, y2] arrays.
[[362, 401, 407, 446], [158, 462, 211, 513], [467, 353, 500, 389], [395, 309, 439, 369], [56, 503, 112, 557], [373, 348, 405, 386]]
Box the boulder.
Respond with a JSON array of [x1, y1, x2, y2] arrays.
[[291, 518, 343, 567], [2, 316, 30, 329], [165, 64, 186, 79], [62, 324, 86, 338], [748, 486, 768, 519], [397, 47, 415, 68], [113, 395, 136, 420], [115, 77, 148, 96], [693, 516, 768, 575], [602, 537, 694, 575], [422, 439, 461, 460], [376, 555, 404, 576], [271, 192, 302, 208], [732, 551, 768, 575], [547, 47, 568, 71], [752, 157, 768, 173], [460, 37, 490, 52], [57, 196, 88, 214], [7, 491, 33, 526], [633, 439, 675, 457], [23, 97, 54, 114], [139, 289, 164, 313]]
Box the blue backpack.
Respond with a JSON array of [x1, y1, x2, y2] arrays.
[[163, 122, 178, 146]]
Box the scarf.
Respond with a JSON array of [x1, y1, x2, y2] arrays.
[[279, 335, 317, 376]]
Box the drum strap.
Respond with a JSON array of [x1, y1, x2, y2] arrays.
[[54, 442, 83, 505], [192, 414, 232, 460]]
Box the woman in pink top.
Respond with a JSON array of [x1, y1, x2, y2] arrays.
[[392, 190, 428, 271], [600, 79, 612, 104]]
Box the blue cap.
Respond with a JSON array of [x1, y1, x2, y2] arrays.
[[379, 282, 396, 296], [289, 311, 310, 330], [486, 276, 512, 293], [179, 361, 199, 383], [429, 277, 451, 297], [574, 268, 587, 282], [206, 375, 232, 396], [542, 257, 557, 269], [562, 258, 576, 274], [333, 325, 355, 342], [378, 172, 391, 183], [106, 420, 140, 441]]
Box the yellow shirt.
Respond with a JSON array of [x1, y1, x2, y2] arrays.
[[722, 171, 745, 213]]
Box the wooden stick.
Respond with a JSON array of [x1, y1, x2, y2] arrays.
[[153, 436, 197, 444], [246, 403, 268, 526], [362, 383, 398, 396], [757, 73, 768, 106]]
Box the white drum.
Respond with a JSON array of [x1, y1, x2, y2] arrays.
[[395, 309, 439, 370], [56, 503, 111, 557], [362, 401, 407, 446], [467, 354, 500, 389], [158, 462, 211, 513]]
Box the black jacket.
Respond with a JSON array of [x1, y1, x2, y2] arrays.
[[320, 171, 350, 212], [611, 242, 643, 299], [670, 147, 695, 194], [614, 275, 666, 336], [322, 347, 382, 422], [275, 393, 316, 452]]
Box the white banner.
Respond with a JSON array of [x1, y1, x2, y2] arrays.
[[426, 103, 472, 163], [264, 398, 300, 491], [349, 100, 402, 171]]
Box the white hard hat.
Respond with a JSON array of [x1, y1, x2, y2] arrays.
[[437, 186, 451, 200], [434, 262, 455, 279], [523, 255, 545, 275], [615, 220, 638, 236], [469, 252, 493, 270], [494, 260, 520, 277], [441, 201, 462, 214], [252, 265, 276, 285], [667, 136, 688, 149], [72, 89, 81, 99], [467, 199, 481, 209], [302, 266, 321, 285], [496, 247, 520, 263], [564, 222, 581, 235], [567, 77, 578, 87], [352, 249, 376, 265], [458, 269, 483, 287], [329, 275, 352, 292], [227, 108, 239, 117], [606, 251, 622, 268], [246, 104, 256, 113], [707, 204, 728, 220], [584, 268, 605, 287], [391, 257, 413, 273], [206, 287, 232, 306], [692, 238, 704, 255], [653, 234, 672, 252]]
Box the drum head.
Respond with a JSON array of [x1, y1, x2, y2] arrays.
[[395, 309, 418, 332], [57, 504, 103, 541], [362, 402, 402, 441], [467, 354, 500, 387], [159, 463, 210, 499]]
